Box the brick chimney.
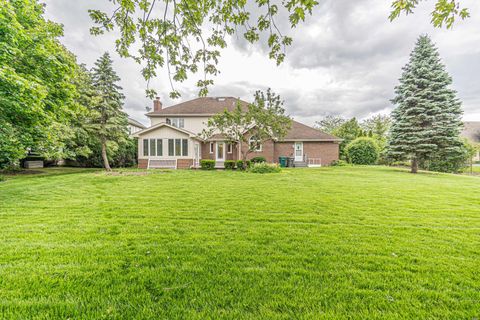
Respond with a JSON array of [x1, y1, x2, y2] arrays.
[[153, 97, 162, 112]]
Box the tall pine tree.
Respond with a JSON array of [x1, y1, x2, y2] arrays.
[[90, 52, 128, 171], [388, 35, 463, 173]]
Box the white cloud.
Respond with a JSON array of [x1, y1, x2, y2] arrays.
[[43, 0, 480, 127]]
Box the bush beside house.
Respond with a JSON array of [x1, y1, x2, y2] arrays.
[[249, 162, 281, 173], [224, 160, 236, 170], [200, 159, 215, 170], [346, 138, 379, 165], [236, 160, 251, 170], [251, 156, 266, 163]]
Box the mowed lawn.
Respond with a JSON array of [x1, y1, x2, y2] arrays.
[[0, 167, 479, 319]]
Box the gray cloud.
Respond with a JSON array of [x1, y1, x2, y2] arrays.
[[43, 0, 480, 126]]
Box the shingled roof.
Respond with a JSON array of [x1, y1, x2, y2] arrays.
[[284, 121, 341, 141], [146, 97, 248, 116], [462, 121, 480, 143], [146, 96, 340, 141]]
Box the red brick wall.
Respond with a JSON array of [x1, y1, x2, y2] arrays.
[[138, 159, 148, 169], [177, 159, 193, 169], [199, 139, 339, 165], [201, 142, 239, 161], [274, 141, 339, 165], [201, 142, 214, 160], [303, 142, 339, 165]]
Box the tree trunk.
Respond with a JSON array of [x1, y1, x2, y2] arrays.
[[411, 157, 418, 174], [242, 152, 249, 170], [101, 140, 111, 171]]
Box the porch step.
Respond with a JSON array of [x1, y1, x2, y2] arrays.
[[294, 161, 308, 168], [215, 161, 225, 169]]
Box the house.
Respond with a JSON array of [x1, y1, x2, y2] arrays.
[[461, 121, 480, 161], [133, 97, 341, 169], [128, 117, 147, 135]]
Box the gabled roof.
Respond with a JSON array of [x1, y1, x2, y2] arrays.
[[462, 121, 480, 143], [145, 96, 340, 141], [206, 121, 341, 142], [128, 117, 147, 129], [132, 122, 202, 140], [283, 121, 341, 141], [146, 97, 248, 116]]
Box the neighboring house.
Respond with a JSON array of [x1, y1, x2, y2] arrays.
[[128, 117, 147, 135], [133, 97, 341, 169], [462, 121, 480, 161]]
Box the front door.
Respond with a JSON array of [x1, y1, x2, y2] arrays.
[[216, 142, 225, 161], [294, 142, 303, 162]]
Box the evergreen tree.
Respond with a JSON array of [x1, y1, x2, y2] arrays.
[[388, 35, 463, 173], [90, 52, 128, 171]]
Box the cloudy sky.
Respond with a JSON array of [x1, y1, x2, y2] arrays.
[[43, 0, 480, 126]]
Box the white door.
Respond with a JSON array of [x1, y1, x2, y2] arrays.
[[216, 142, 225, 161], [294, 142, 303, 162]]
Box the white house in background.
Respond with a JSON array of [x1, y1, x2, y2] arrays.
[[128, 118, 147, 135], [462, 121, 480, 161]]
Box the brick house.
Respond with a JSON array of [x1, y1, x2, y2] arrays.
[[133, 97, 341, 169]]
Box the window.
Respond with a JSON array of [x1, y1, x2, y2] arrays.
[[168, 139, 174, 156], [143, 139, 149, 156], [156, 139, 163, 156], [143, 139, 163, 156], [182, 139, 188, 156], [227, 143, 233, 154], [249, 136, 262, 152], [149, 139, 156, 156], [209, 142, 214, 154], [166, 118, 184, 128], [175, 139, 181, 156], [168, 138, 188, 156]]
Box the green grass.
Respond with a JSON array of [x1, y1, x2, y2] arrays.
[[0, 166, 479, 319]]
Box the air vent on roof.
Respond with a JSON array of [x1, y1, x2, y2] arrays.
[[217, 97, 226, 101]]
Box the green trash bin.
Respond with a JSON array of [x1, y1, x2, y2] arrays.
[[279, 156, 287, 168]]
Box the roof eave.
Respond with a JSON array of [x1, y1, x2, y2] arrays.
[[146, 113, 216, 117]]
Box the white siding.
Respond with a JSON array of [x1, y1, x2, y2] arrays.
[[138, 126, 195, 160], [150, 116, 210, 135]]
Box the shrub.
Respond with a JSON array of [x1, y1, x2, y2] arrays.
[[251, 156, 266, 163], [200, 159, 215, 170], [224, 160, 236, 170], [331, 160, 348, 166], [248, 162, 281, 174], [236, 160, 251, 170], [345, 137, 379, 165]]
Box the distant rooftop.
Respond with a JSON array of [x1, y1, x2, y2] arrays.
[[128, 117, 147, 129], [462, 121, 480, 143]]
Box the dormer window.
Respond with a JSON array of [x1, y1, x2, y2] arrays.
[[166, 118, 184, 128]]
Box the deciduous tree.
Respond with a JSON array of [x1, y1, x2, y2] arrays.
[[201, 89, 291, 169], [89, 0, 471, 98], [0, 0, 81, 168]]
